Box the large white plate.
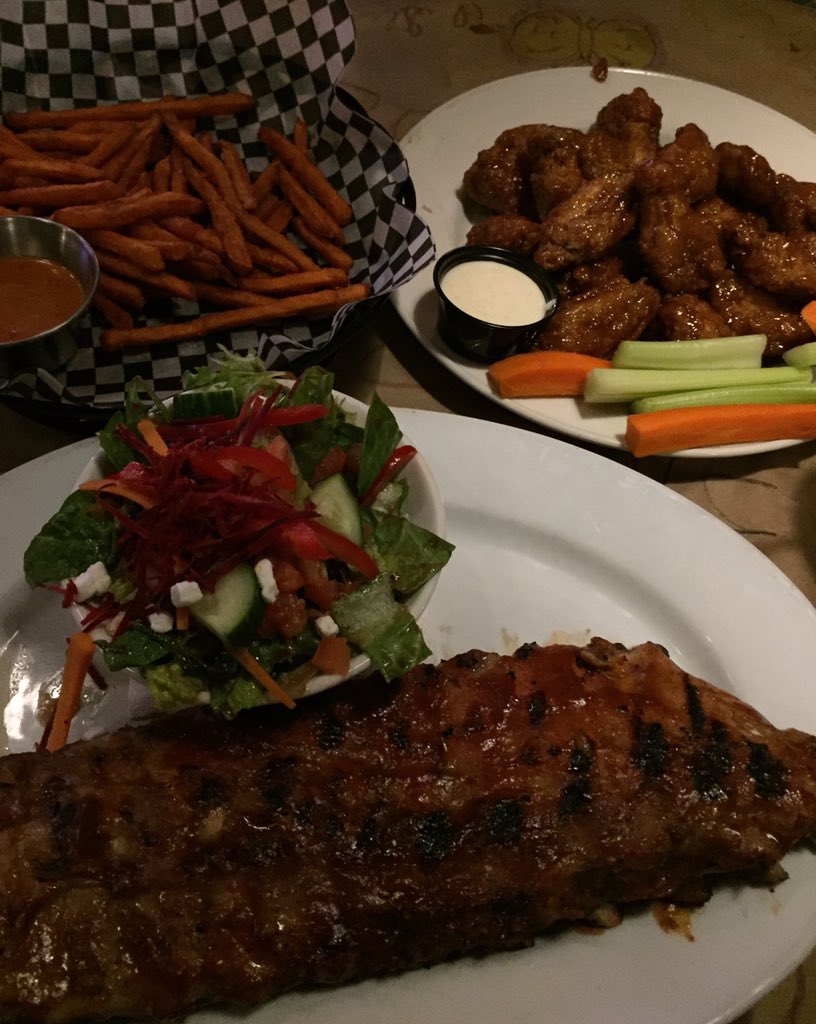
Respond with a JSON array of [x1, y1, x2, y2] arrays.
[[393, 66, 816, 458], [3, 409, 816, 1024]]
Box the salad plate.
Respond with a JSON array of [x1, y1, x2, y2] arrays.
[[3, 408, 816, 1023], [393, 66, 816, 458], [69, 386, 445, 706]]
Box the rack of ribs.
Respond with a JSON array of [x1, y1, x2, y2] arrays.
[[1, 636, 815, 1023]]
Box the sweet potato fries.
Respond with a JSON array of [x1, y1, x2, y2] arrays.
[[0, 93, 369, 350]]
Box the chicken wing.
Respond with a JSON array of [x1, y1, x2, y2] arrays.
[[710, 270, 812, 356], [638, 194, 726, 294], [530, 274, 660, 357]]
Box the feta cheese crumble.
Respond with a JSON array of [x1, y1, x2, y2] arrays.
[[315, 614, 340, 638], [71, 561, 111, 603], [254, 559, 279, 603], [170, 580, 203, 608], [148, 611, 174, 634]]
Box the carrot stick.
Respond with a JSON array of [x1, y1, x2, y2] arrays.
[[488, 351, 612, 398], [625, 404, 816, 457], [802, 301, 816, 335], [78, 478, 155, 507], [46, 632, 97, 752], [137, 417, 169, 456], [230, 647, 296, 709], [175, 606, 190, 631]]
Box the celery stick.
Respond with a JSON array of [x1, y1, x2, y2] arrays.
[[612, 334, 766, 370], [583, 365, 811, 404], [783, 340, 816, 367], [632, 382, 816, 414]]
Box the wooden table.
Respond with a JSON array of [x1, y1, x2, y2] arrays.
[[3, 1, 816, 1020]]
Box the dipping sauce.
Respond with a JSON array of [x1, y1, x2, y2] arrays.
[[439, 259, 551, 326], [0, 256, 86, 343]]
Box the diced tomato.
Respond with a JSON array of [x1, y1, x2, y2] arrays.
[[311, 635, 351, 676], [258, 592, 308, 640], [274, 520, 332, 561], [310, 445, 347, 485], [272, 559, 306, 594]]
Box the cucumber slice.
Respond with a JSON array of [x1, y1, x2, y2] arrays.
[[190, 563, 264, 647], [311, 474, 362, 544], [173, 387, 240, 421]]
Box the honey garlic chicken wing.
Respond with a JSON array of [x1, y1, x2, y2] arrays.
[[635, 123, 718, 203], [463, 124, 582, 215], [730, 224, 816, 302], [768, 175, 816, 234], [534, 172, 637, 272], [578, 87, 662, 178], [530, 275, 660, 358], [466, 214, 542, 254], [637, 194, 726, 294], [715, 141, 778, 210], [530, 143, 585, 217], [710, 270, 812, 357], [654, 294, 734, 340]]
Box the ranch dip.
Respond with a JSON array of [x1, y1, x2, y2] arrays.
[[439, 259, 550, 326]]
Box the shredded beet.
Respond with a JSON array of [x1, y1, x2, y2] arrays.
[[89, 394, 324, 627]]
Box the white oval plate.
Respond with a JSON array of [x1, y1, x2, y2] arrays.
[[3, 409, 816, 1023], [393, 66, 816, 458]]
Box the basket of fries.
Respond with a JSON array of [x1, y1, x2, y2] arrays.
[[0, 0, 434, 412]]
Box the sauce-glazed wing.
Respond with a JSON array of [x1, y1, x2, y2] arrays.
[[530, 275, 659, 357], [534, 171, 637, 272], [637, 194, 726, 293], [731, 224, 816, 302], [466, 213, 542, 254], [1, 639, 815, 1023], [769, 175, 816, 234], [462, 125, 582, 215], [715, 141, 778, 210], [654, 293, 734, 340], [710, 269, 813, 356], [579, 87, 662, 178], [635, 123, 718, 203]]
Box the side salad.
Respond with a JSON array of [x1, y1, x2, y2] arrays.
[[24, 352, 453, 743]]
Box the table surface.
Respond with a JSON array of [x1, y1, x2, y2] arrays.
[[3, 1, 816, 1021]]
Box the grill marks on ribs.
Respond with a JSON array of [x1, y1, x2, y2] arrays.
[[2, 637, 816, 1023]]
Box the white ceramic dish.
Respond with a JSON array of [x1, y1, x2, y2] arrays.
[[69, 388, 446, 709], [393, 66, 816, 458], [4, 409, 816, 1022]]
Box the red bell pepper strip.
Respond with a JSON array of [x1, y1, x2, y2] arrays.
[[309, 521, 380, 580], [214, 445, 297, 491], [360, 445, 417, 506], [259, 402, 328, 427]]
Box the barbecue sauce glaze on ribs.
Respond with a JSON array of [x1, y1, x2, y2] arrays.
[[2, 637, 816, 1023]]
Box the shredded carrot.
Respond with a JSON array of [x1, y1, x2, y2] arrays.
[[625, 403, 816, 457], [802, 301, 816, 335], [46, 631, 97, 752], [136, 416, 169, 456], [231, 647, 296, 709], [175, 605, 189, 631], [78, 478, 155, 507], [487, 351, 612, 398], [311, 635, 351, 676]]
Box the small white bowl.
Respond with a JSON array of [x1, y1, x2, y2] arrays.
[[72, 388, 447, 709]]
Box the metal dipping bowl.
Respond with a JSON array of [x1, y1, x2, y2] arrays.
[[433, 245, 558, 363], [0, 216, 99, 382]]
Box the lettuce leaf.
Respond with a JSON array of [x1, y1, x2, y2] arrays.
[[364, 512, 455, 596], [23, 491, 119, 585]]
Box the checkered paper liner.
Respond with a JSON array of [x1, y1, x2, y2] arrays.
[[0, 0, 434, 412]]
